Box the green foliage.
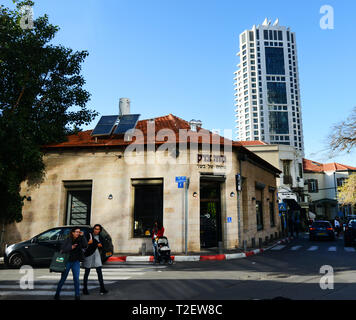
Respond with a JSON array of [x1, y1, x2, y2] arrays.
[[338, 173, 356, 206], [0, 1, 98, 224]]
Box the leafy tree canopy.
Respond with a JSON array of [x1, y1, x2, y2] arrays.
[[338, 173, 356, 207], [0, 0, 98, 224]]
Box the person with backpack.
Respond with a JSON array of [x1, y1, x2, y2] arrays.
[[82, 224, 109, 295], [54, 227, 88, 300]]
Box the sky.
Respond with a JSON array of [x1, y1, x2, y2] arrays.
[[4, 0, 356, 165]]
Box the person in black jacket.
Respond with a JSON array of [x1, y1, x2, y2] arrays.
[[54, 227, 88, 300], [82, 224, 108, 295]]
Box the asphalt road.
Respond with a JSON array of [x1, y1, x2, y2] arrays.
[[1, 233, 356, 301]]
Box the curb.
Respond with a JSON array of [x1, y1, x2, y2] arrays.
[[107, 236, 294, 263]]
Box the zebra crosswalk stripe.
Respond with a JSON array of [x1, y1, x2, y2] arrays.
[[271, 245, 286, 251], [290, 245, 302, 251], [0, 265, 161, 297], [307, 246, 318, 251], [344, 247, 356, 252]]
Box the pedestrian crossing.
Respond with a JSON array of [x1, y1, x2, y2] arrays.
[[0, 265, 166, 297], [270, 244, 356, 253]]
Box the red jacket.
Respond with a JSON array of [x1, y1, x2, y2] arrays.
[[152, 227, 164, 239]]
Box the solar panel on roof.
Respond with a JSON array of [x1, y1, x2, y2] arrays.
[[113, 114, 140, 135], [91, 115, 118, 136]]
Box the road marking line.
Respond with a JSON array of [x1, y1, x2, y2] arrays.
[[290, 245, 302, 251], [0, 291, 77, 296], [271, 245, 286, 251], [328, 246, 337, 251], [344, 247, 356, 252], [307, 246, 318, 251], [38, 275, 131, 280]]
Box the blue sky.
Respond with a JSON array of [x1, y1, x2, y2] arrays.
[[4, 0, 356, 165]]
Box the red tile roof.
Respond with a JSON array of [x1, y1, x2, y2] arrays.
[[236, 141, 269, 146], [44, 114, 230, 149], [303, 158, 356, 173], [42, 113, 281, 174]]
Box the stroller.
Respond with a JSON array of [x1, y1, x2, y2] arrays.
[[154, 236, 173, 265]]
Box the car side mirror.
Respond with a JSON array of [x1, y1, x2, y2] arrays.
[[31, 237, 38, 244]]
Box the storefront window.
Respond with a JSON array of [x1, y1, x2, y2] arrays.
[[133, 180, 163, 238]]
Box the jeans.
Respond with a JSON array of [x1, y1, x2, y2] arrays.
[[55, 261, 80, 297], [152, 239, 158, 261], [83, 267, 105, 290]]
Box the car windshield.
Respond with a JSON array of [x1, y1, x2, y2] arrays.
[[37, 229, 62, 241], [312, 222, 331, 228]]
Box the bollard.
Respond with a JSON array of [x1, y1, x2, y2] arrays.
[[258, 237, 262, 248], [251, 238, 256, 248], [218, 241, 223, 254], [275, 232, 278, 239], [141, 243, 146, 256]]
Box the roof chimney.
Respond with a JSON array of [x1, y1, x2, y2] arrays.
[[119, 98, 130, 116], [189, 119, 202, 132]]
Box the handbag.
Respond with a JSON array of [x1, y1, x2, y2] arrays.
[[49, 251, 69, 273]]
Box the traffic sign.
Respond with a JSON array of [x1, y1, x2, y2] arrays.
[[175, 176, 187, 182], [178, 182, 184, 188], [278, 202, 287, 212]]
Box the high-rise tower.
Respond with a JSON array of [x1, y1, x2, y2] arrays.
[[234, 18, 304, 153]]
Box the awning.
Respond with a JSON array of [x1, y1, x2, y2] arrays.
[[283, 198, 302, 210]]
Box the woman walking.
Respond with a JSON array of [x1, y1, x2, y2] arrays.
[[82, 224, 108, 295], [54, 227, 88, 300]]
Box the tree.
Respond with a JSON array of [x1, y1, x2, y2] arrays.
[[328, 106, 356, 155], [0, 1, 98, 234], [338, 173, 356, 207]]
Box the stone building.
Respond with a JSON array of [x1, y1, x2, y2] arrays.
[[303, 158, 356, 220], [4, 113, 281, 253]]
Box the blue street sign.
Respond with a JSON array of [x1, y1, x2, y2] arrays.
[[176, 176, 187, 182], [178, 182, 184, 188], [227, 217, 232, 223], [278, 203, 287, 212]]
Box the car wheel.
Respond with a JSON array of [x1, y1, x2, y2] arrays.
[[168, 259, 173, 265], [8, 252, 25, 268]]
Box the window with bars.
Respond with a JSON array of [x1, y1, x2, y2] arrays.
[[66, 190, 92, 225]]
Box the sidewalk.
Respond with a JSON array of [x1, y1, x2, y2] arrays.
[[107, 236, 294, 263]]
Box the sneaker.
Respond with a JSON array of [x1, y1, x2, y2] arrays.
[[83, 288, 89, 295], [54, 294, 60, 300]]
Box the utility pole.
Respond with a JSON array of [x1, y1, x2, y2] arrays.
[[185, 178, 190, 255]]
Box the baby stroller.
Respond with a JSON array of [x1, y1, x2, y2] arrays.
[[155, 236, 173, 265]]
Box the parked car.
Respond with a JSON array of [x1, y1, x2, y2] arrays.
[[344, 219, 356, 247], [309, 221, 335, 241], [4, 225, 114, 268]]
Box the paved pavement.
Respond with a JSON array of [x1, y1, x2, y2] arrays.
[[1, 233, 356, 300]]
